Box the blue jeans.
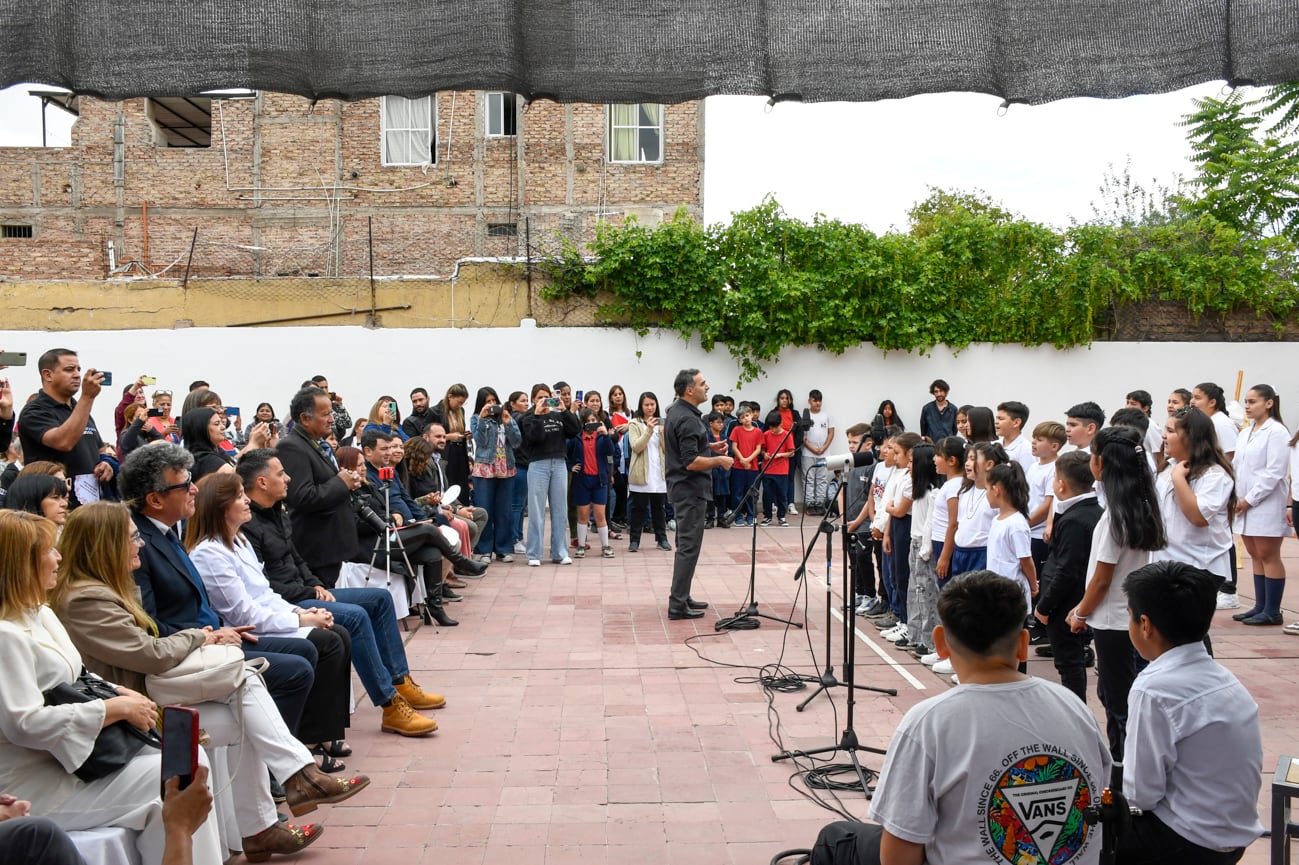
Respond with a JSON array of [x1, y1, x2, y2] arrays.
[[299, 588, 408, 707], [472, 474, 515, 556], [511, 466, 529, 543], [526, 457, 569, 561]]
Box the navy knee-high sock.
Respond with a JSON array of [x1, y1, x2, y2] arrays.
[[1244, 573, 1266, 616], [1263, 577, 1286, 618]]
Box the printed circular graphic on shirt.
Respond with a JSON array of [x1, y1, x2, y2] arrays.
[[982, 753, 1093, 865]]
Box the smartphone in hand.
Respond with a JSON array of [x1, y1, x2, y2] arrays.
[[160, 705, 200, 798]]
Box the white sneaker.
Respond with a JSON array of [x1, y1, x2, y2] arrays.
[[884, 625, 909, 643], [1284, 621, 1299, 635], [854, 596, 875, 616], [527, 559, 541, 567], [557, 556, 573, 565], [667, 519, 677, 532], [932, 658, 954, 676], [788, 504, 797, 515], [1215, 592, 1241, 610], [881, 624, 905, 640], [514, 541, 527, 554], [920, 652, 941, 667]]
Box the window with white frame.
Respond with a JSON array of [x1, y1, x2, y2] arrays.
[[607, 103, 663, 164], [486, 92, 517, 137], [381, 95, 436, 166]]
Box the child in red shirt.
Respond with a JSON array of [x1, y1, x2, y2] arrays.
[[728, 406, 764, 527], [761, 411, 795, 526]]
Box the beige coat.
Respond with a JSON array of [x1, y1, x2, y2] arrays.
[[53, 582, 207, 697], [625, 418, 666, 488]]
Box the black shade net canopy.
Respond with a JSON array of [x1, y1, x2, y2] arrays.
[[2, 0, 1298, 105]]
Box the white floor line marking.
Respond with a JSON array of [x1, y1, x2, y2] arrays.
[[829, 605, 928, 691]]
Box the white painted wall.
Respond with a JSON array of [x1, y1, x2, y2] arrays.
[[2, 324, 1295, 441]]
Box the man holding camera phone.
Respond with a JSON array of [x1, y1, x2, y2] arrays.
[[17, 348, 112, 506]]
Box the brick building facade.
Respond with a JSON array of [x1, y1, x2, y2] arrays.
[[0, 92, 704, 280]]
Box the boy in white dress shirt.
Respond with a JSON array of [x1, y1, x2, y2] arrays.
[[1120, 561, 1264, 864]]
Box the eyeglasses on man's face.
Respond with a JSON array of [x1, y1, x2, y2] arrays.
[[158, 473, 194, 495]]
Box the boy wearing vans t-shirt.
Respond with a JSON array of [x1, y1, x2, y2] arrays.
[[813, 572, 1111, 865]]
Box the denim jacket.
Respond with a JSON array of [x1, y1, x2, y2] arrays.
[[469, 414, 522, 473]]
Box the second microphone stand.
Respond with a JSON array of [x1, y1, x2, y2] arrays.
[[773, 462, 896, 794]]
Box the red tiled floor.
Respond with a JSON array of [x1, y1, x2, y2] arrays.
[[290, 525, 1299, 864]]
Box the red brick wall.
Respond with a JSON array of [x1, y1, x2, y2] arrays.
[[0, 93, 704, 281]]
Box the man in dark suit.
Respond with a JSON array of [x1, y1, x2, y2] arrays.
[[119, 442, 316, 733], [276, 386, 363, 588]]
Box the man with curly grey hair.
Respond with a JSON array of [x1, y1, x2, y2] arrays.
[[120, 442, 317, 734]]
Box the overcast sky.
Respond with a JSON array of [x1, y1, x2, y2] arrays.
[[1, 81, 1223, 231]]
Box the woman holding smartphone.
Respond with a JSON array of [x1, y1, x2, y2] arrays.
[[518, 384, 580, 567], [626, 392, 671, 553]]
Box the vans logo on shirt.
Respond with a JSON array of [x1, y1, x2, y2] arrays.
[[980, 752, 1094, 864]]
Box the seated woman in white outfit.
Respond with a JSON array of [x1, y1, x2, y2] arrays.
[[0, 510, 225, 865], [50, 502, 371, 862]]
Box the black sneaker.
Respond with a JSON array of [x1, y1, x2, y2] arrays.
[[1034, 644, 1054, 658], [760, 517, 772, 527], [1083, 647, 1095, 667]]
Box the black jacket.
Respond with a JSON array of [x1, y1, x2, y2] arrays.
[[277, 426, 358, 571], [401, 407, 437, 440], [243, 498, 323, 603], [1036, 495, 1103, 617], [518, 408, 580, 461]]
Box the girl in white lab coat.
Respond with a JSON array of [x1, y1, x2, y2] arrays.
[[1231, 384, 1292, 626]]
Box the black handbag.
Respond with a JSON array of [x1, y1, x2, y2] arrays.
[[42, 669, 161, 783]]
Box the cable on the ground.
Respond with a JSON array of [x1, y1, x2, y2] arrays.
[[769, 849, 812, 865], [802, 762, 878, 795]]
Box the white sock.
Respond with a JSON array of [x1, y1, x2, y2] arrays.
[[598, 526, 610, 547], [577, 524, 588, 547]]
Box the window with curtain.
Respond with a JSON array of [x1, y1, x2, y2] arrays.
[[381, 95, 436, 166], [607, 103, 663, 164], [486, 92, 517, 137]]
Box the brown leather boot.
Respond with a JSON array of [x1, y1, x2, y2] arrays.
[[444, 575, 468, 589], [242, 820, 324, 862], [381, 693, 438, 736], [283, 762, 370, 817], [394, 675, 446, 710]]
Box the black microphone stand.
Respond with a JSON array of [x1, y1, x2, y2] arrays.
[[715, 423, 804, 632], [773, 460, 896, 794], [795, 474, 896, 710]]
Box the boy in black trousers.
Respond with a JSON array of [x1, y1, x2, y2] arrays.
[[1033, 450, 1102, 702]]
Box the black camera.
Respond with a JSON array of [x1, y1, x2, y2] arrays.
[[486, 403, 503, 419], [353, 497, 389, 533]]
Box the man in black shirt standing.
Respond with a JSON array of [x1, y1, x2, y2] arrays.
[[17, 348, 111, 506], [664, 368, 734, 620]]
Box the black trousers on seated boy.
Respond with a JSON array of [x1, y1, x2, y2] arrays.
[[812, 821, 882, 865], [1117, 811, 1246, 865]]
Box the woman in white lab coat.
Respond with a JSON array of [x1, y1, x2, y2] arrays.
[[1231, 384, 1292, 626], [0, 510, 225, 865]]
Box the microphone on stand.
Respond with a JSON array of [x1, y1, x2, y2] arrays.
[[822, 449, 876, 474]]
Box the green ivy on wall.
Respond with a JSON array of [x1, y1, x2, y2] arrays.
[[540, 195, 1297, 383]]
